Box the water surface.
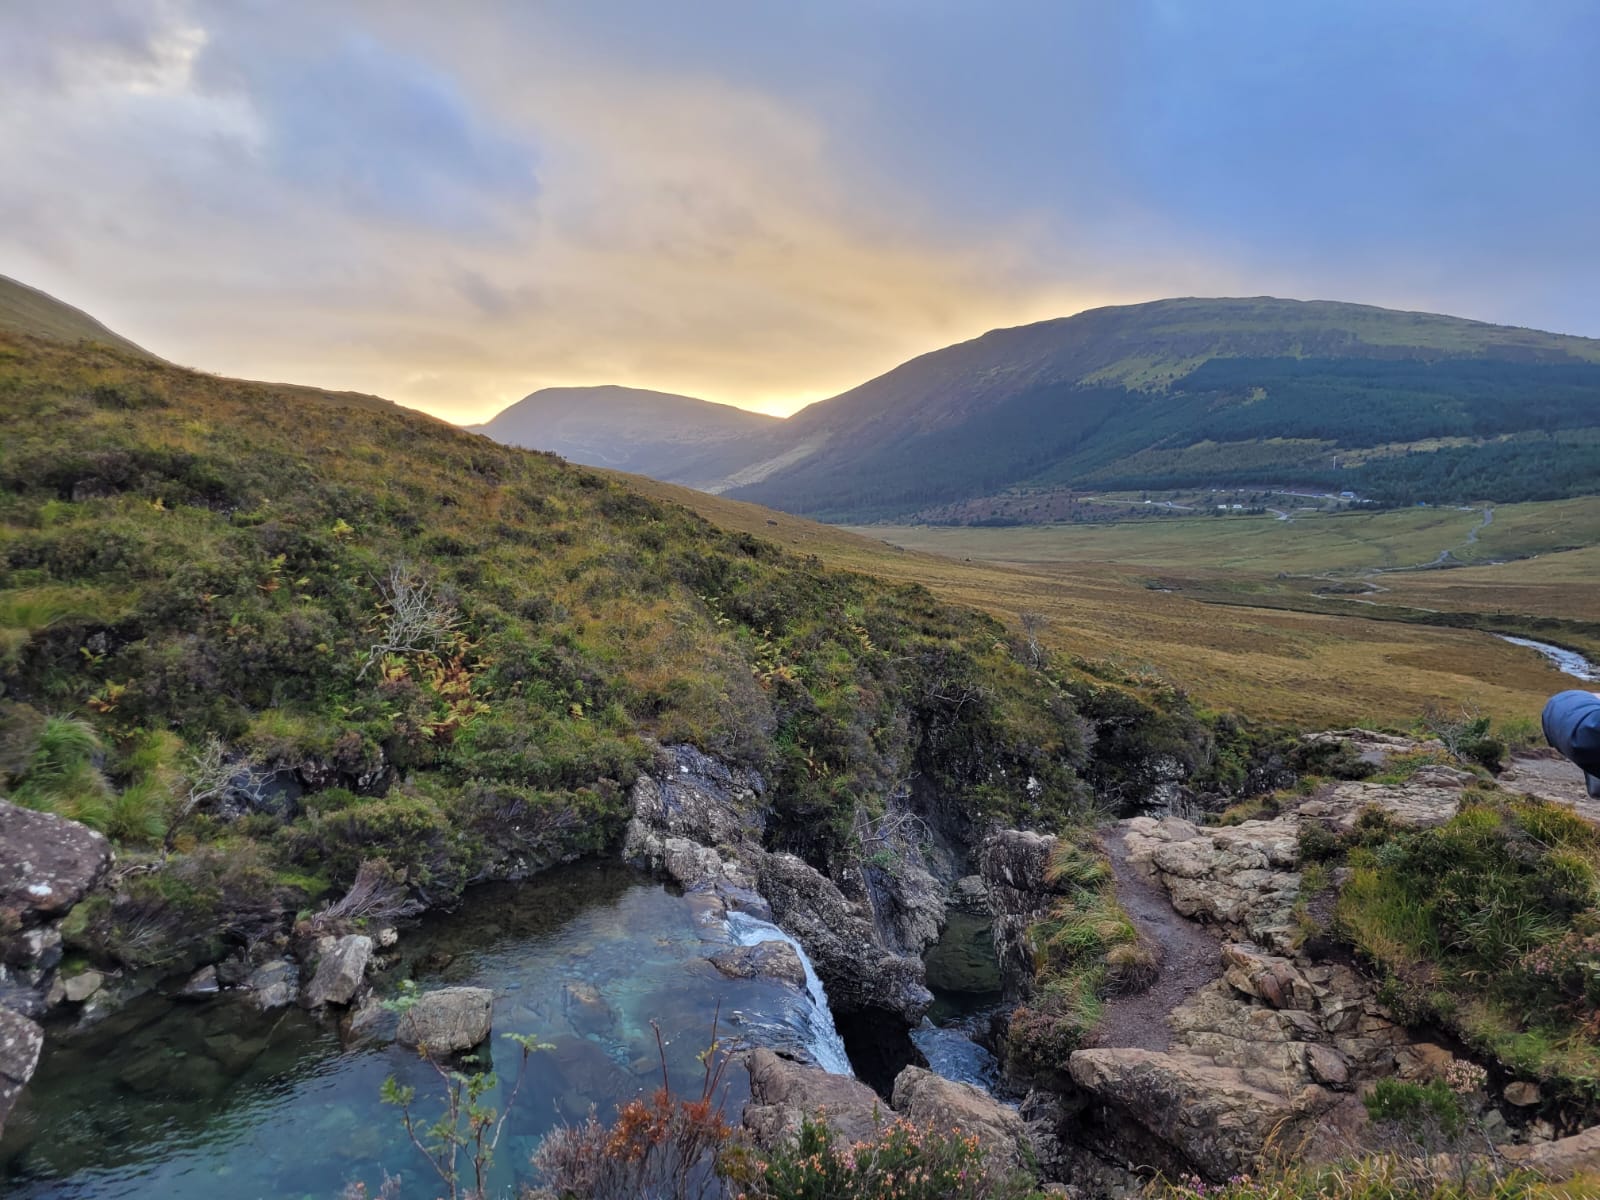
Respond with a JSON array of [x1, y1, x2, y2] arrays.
[[2, 862, 844, 1200]]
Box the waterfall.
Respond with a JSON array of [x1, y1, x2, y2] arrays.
[[725, 911, 854, 1075]]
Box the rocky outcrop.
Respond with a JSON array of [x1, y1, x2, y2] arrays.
[[892, 1066, 1034, 1177], [0, 799, 112, 1017], [742, 1048, 889, 1147], [0, 1004, 43, 1139], [757, 853, 930, 1021], [301, 934, 371, 1008], [979, 829, 1063, 999], [1503, 1124, 1600, 1178], [1123, 815, 1301, 952], [1059, 759, 1502, 1182], [1069, 1047, 1358, 1179], [622, 746, 931, 1022], [708, 940, 807, 991], [396, 986, 494, 1054]]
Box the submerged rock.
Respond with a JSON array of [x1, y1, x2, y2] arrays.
[[708, 940, 807, 991], [301, 935, 371, 1008], [396, 986, 494, 1054], [248, 959, 299, 1010]]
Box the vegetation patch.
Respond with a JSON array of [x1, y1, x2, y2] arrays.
[[1325, 791, 1600, 1101], [1007, 839, 1148, 1077]]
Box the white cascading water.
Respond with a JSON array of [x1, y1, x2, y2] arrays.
[[725, 910, 854, 1075]]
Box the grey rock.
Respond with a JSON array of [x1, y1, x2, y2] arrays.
[[892, 1066, 1035, 1179], [248, 959, 299, 1010], [0, 1005, 44, 1139], [979, 829, 1064, 1000], [301, 935, 371, 1008], [0, 799, 112, 923], [758, 852, 930, 1021], [742, 1048, 888, 1148], [180, 965, 220, 998], [62, 969, 105, 1004], [708, 941, 807, 991], [396, 986, 494, 1054]]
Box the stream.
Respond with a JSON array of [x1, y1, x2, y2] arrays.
[[1500, 635, 1600, 682], [0, 863, 852, 1200]]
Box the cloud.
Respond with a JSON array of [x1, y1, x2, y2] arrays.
[[0, 1, 1595, 424]]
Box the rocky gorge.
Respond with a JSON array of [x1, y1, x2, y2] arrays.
[[6, 729, 1600, 1196]]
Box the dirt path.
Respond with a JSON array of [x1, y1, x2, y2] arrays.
[[1086, 824, 1222, 1052]]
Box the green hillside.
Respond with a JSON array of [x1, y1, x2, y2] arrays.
[[0, 274, 153, 358], [725, 298, 1600, 520], [0, 325, 1142, 970]]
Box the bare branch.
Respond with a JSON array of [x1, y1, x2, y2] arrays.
[[360, 562, 461, 679]]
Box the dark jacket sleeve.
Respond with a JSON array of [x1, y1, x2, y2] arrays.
[[1542, 689, 1600, 771]]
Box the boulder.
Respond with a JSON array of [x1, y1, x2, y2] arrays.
[[247, 959, 299, 1010], [891, 1066, 1034, 1178], [301, 934, 371, 1007], [1503, 1080, 1542, 1108], [708, 941, 807, 991], [61, 969, 105, 1004], [757, 852, 930, 1021], [1503, 1124, 1600, 1177], [180, 965, 220, 998], [0, 799, 112, 924], [1069, 1047, 1344, 1179], [0, 1004, 44, 1139], [396, 986, 494, 1054], [742, 1048, 888, 1148]]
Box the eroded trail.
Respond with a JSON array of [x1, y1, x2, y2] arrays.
[[1087, 824, 1222, 1051]]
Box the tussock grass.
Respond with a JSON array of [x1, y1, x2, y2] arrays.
[[1328, 791, 1600, 1100]]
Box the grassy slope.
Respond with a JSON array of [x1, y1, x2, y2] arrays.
[[0, 331, 1099, 967], [0, 275, 154, 358], [622, 479, 1576, 727]]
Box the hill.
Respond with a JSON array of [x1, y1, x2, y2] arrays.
[[723, 297, 1600, 520], [0, 274, 154, 358], [0, 315, 1174, 979], [472, 384, 780, 485]]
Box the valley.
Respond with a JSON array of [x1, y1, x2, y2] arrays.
[[5, 276, 1600, 1199], [628, 476, 1598, 726]]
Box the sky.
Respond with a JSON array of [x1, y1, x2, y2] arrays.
[[3, 1, 1598, 422]]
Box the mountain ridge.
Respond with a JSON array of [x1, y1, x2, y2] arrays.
[[472, 383, 780, 485]]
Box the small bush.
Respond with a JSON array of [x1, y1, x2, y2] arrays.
[[720, 1115, 1043, 1200], [1363, 1078, 1467, 1140]]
